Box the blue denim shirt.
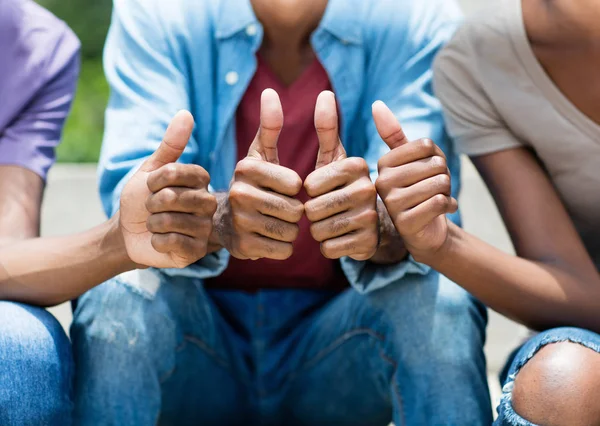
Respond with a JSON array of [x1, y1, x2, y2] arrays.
[[99, 0, 462, 293]]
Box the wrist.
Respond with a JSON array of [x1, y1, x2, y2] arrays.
[[412, 221, 461, 267], [208, 192, 230, 252], [104, 213, 137, 272], [370, 201, 408, 264]]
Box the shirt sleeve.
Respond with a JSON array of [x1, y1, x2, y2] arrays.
[[99, 0, 228, 278], [341, 0, 463, 294], [0, 27, 80, 180], [432, 25, 524, 156]]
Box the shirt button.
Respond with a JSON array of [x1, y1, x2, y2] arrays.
[[246, 23, 258, 37], [225, 71, 239, 86]]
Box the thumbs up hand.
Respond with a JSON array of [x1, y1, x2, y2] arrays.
[[373, 101, 457, 261], [119, 110, 217, 269], [222, 89, 304, 260], [304, 91, 379, 261]]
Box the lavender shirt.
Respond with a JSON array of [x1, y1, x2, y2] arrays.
[[0, 0, 80, 179]]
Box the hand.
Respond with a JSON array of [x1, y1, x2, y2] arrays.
[[221, 88, 304, 260], [119, 111, 217, 269], [304, 91, 379, 261], [373, 101, 457, 260]]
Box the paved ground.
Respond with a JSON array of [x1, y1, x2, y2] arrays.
[[42, 0, 515, 411]]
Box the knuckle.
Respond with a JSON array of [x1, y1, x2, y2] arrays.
[[357, 180, 377, 201], [205, 193, 218, 215], [291, 174, 303, 195], [163, 164, 179, 182], [435, 174, 451, 192], [159, 188, 178, 207], [196, 167, 210, 185], [346, 157, 369, 174], [419, 138, 436, 155], [432, 194, 449, 210], [361, 209, 379, 226], [309, 223, 322, 241], [431, 155, 447, 171], [159, 213, 174, 229], [229, 184, 251, 206], [280, 244, 294, 260], [320, 242, 334, 259], [304, 200, 318, 222], [289, 223, 300, 241], [375, 170, 395, 191], [291, 202, 305, 222], [234, 159, 254, 180]]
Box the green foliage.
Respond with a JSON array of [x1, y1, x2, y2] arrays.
[[36, 0, 112, 162], [56, 60, 107, 163], [37, 0, 112, 59]]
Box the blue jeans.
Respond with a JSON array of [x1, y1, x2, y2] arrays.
[[0, 302, 73, 426], [72, 269, 491, 425], [495, 327, 600, 425]]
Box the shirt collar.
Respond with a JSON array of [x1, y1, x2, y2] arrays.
[[216, 0, 363, 45], [318, 0, 363, 45], [215, 0, 258, 40]]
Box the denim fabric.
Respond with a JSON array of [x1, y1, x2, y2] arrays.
[[0, 302, 73, 425], [71, 269, 491, 425], [495, 327, 600, 426], [97, 0, 463, 293]]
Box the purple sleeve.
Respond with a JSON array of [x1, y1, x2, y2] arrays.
[[0, 27, 80, 180]]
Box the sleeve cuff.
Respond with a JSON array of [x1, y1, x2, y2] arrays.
[[340, 254, 431, 294], [160, 248, 230, 280]]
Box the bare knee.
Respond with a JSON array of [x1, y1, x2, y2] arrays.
[[512, 341, 600, 426]]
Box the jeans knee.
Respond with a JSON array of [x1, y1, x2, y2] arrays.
[[511, 340, 600, 426], [72, 275, 176, 357], [0, 302, 72, 425]]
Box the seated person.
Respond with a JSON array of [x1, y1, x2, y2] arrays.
[[0, 1, 216, 424], [71, 0, 494, 424], [375, 0, 600, 425], [0, 0, 79, 423]]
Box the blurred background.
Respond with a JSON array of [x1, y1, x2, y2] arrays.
[[37, 0, 111, 163]]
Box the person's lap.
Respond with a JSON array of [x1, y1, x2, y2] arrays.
[[72, 269, 491, 426], [0, 301, 73, 426], [496, 327, 600, 426]]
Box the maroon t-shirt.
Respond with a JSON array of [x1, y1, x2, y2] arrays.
[[207, 56, 349, 291]]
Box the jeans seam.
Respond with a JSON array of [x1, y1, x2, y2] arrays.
[[289, 328, 385, 380], [379, 351, 405, 426], [183, 335, 230, 370]]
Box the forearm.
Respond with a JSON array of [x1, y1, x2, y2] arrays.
[[0, 214, 135, 307], [424, 222, 600, 332], [370, 201, 408, 264]]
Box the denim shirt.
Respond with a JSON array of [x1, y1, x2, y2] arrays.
[[99, 0, 463, 293]]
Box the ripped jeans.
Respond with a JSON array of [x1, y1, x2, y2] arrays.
[[495, 327, 600, 426], [71, 270, 491, 426]]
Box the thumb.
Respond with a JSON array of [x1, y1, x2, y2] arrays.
[[247, 88, 283, 164], [314, 91, 346, 169], [372, 101, 409, 150], [141, 110, 194, 172]]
